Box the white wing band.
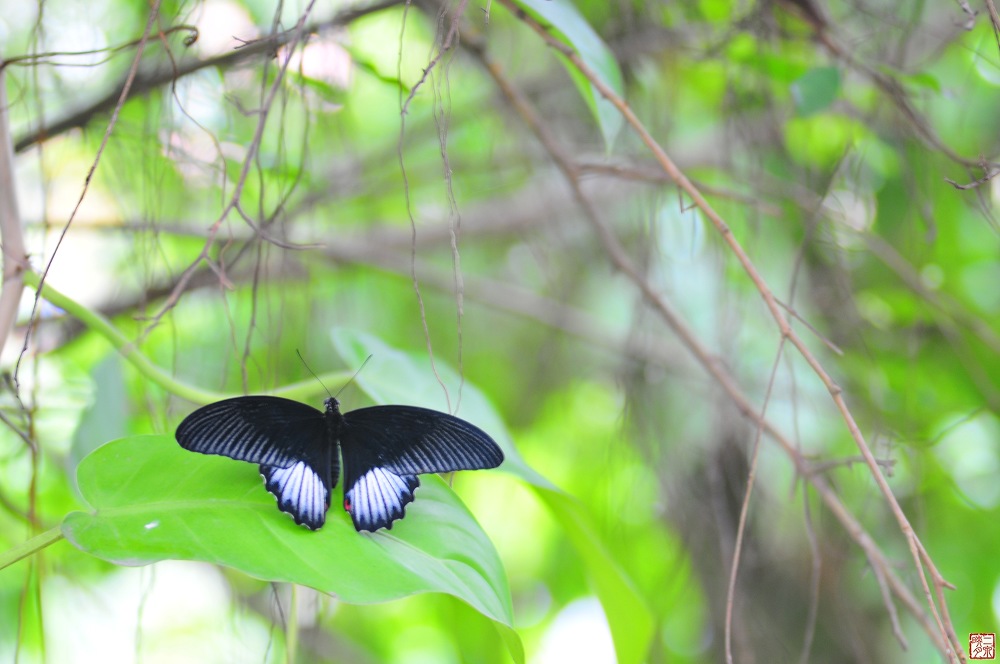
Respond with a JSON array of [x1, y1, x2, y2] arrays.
[[264, 461, 328, 529], [345, 467, 417, 532]]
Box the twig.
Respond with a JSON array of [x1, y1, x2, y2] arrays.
[[0, 25, 199, 71], [797, 480, 821, 664], [944, 170, 999, 190], [803, 10, 993, 170], [144, 0, 321, 333], [775, 298, 844, 356], [0, 478, 38, 527], [863, 232, 1000, 356], [725, 338, 788, 663], [396, 0, 473, 415], [983, 0, 1000, 53], [806, 455, 896, 475], [871, 547, 908, 647], [953, 0, 978, 30]]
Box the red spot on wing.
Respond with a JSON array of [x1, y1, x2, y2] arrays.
[[343, 498, 351, 511]]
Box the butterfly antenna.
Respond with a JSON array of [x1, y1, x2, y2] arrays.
[[335, 354, 373, 399], [296, 349, 333, 399]]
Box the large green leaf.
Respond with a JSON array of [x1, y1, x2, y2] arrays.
[[332, 328, 654, 664], [62, 435, 523, 662], [509, 0, 624, 149]]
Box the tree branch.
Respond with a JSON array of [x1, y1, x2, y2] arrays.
[[12, 0, 404, 153], [0, 70, 29, 359]]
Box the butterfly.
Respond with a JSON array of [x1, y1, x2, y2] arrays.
[[175, 395, 503, 532]]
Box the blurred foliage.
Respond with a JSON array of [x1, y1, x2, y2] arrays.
[[1, 0, 999, 662]]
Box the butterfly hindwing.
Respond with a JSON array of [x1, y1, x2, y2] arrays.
[[342, 465, 420, 532], [261, 459, 331, 530], [176, 396, 337, 529]]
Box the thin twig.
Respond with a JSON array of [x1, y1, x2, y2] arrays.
[[775, 298, 844, 356], [983, 0, 1000, 53], [144, 0, 321, 334], [806, 455, 896, 475], [944, 170, 999, 190], [725, 338, 787, 663], [396, 0, 471, 414]]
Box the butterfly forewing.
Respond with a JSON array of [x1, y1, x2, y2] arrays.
[[176, 396, 336, 529], [176, 396, 328, 467], [340, 405, 504, 475]]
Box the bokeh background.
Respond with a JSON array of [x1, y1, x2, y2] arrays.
[[1, 0, 999, 662]]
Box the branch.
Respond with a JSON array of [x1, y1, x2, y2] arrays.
[[12, 0, 404, 153], [944, 170, 1000, 190], [0, 69, 29, 358]]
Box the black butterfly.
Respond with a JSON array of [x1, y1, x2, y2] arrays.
[[175, 396, 503, 532]]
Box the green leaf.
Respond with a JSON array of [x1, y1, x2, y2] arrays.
[[897, 69, 942, 94], [791, 66, 840, 116], [331, 328, 654, 664], [536, 488, 655, 664], [62, 435, 522, 663], [69, 354, 128, 486], [510, 0, 625, 149]]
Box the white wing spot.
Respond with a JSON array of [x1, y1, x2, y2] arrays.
[[267, 461, 326, 527], [345, 467, 415, 531]]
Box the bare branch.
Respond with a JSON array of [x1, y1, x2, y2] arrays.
[[0, 70, 29, 358], [12, 0, 403, 153]]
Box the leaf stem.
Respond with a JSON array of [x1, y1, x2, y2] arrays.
[[0, 527, 64, 571], [21, 270, 350, 404]]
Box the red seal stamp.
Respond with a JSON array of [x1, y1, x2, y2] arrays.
[[971, 633, 996, 660]]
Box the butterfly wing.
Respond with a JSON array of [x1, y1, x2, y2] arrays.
[[259, 459, 331, 530], [338, 406, 503, 532], [175, 396, 336, 529], [341, 465, 420, 533]]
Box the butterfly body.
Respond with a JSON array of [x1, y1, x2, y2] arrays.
[[175, 396, 503, 532]]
